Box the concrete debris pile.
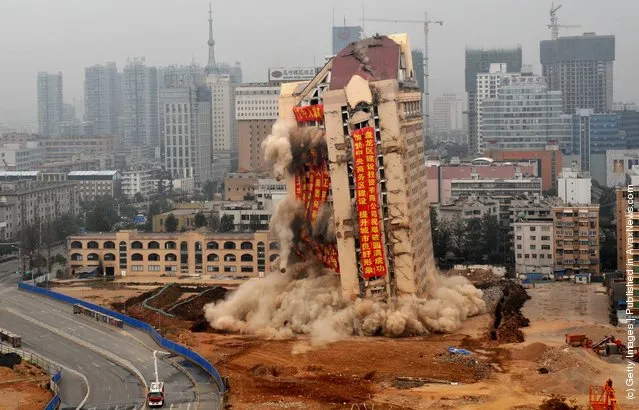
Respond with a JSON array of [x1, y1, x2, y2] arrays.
[[480, 286, 504, 312], [445, 268, 498, 286], [436, 351, 493, 381]]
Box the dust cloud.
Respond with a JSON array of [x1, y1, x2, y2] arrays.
[[205, 120, 486, 348]]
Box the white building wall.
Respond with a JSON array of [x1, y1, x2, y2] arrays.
[[558, 168, 592, 205], [207, 74, 236, 178], [235, 85, 279, 120], [122, 169, 154, 198], [513, 221, 554, 274]]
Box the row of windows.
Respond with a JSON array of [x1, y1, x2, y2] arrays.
[[71, 252, 279, 263], [71, 240, 280, 251]]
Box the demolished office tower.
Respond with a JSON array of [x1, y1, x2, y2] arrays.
[[270, 33, 437, 301]]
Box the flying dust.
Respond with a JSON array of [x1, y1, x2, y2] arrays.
[[204, 120, 486, 348]]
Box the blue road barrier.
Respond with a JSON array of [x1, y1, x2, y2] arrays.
[[44, 370, 62, 409], [18, 282, 226, 394]]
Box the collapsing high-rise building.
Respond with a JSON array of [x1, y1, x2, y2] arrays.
[[273, 34, 436, 301]]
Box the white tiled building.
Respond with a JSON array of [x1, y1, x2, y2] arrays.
[[513, 220, 554, 274]]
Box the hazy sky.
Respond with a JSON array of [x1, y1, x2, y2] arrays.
[[0, 0, 636, 127]]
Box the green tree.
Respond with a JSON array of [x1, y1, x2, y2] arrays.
[[249, 215, 262, 232], [164, 214, 178, 232], [133, 192, 145, 203], [481, 214, 503, 264], [83, 196, 120, 231], [431, 210, 451, 262], [219, 214, 235, 232], [448, 218, 466, 259], [18, 224, 39, 271], [208, 212, 220, 232], [194, 212, 208, 228], [463, 218, 484, 263], [203, 180, 216, 201]]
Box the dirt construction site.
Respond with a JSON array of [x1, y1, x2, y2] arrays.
[[48, 272, 635, 410]]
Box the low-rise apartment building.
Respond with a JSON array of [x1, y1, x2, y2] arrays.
[[67, 170, 121, 201], [513, 220, 554, 275], [121, 169, 154, 199], [438, 196, 500, 222], [0, 180, 80, 237], [552, 205, 600, 275], [67, 229, 280, 278]]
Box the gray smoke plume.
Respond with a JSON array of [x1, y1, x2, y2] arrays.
[[262, 118, 295, 181], [268, 196, 304, 272], [204, 259, 485, 347], [205, 118, 486, 349]]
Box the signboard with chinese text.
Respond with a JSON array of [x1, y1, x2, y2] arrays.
[[268, 67, 316, 82], [351, 127, 387, 279], [293, 105, 324, 123]]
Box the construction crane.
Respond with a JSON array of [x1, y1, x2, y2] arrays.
[[362, 13, 443, 142], [548, 2, 581, 40]]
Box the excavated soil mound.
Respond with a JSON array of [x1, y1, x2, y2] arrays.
[[111, 287, 162, 312], [513, 342, 549, 361], [146, 284, 184, 310], [490, 280, 531, 343], [169, 286, 228, 321]]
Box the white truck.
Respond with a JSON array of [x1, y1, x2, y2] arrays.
[[147, 381, 165, 407]]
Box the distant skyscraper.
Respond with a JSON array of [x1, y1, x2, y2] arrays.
[[481, 73, 572, 153], [37, 72, 64, 137], [160, 84, 212, 186], [332, 26, 363, 55], [411, 50, 424, 93], [572, 109, 625, 172], [432, 94, 464, 134], [236, 84, 280, 171], [465, 47, 522, 154], [84, 62, 121, 137], [613, 103, 639, 149], [540, 33, 615, 114], [122, 58, 159, 150]]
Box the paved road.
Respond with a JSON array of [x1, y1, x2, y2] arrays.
[[0, 244, 65, 285], [0, 268, 222, 408]]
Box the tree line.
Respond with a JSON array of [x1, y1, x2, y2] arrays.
[[430, 210, 506, 266]]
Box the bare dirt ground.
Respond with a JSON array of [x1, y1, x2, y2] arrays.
[[52, 280, 633, 409], [0, 362, 53, 410]]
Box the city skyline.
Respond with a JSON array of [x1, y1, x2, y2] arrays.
[[0, 0, 637, 127]]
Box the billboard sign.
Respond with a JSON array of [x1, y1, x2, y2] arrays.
[[293, 105, 324, 123], [268, 67, 316, 82]]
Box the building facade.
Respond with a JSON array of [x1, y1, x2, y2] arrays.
[[121, 169, 154, 199], [38, 134, 116, 163], [84, 63, 121, 137], [486, 146, 563, 192], [0, 142, 44, 170], [450, 176, 542, 199], [465, 47, 522, 154], [160, 84, 212, 185], [207, 73, 237, 180], [540, 33, 615, 114], [0, 180, 80, 236], [557, 167, 591, 205], [552, 205, 600, 275], [481, 74, 572, 153], [37, 72, 64, 137], [573, 109, 624, 173], [235, 84, 279, 171], [438, 196, 499, 222], [122, 58, 160, 150], [606, 149, 639, 187], [67, 171, 121, 201], [513, 221, 554, 275], [67, 230, 279, 278], [615, 103, 639, 149], [431, 93, 465, 135]]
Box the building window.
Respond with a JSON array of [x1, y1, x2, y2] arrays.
[[131, 241, 143, 249], [165, 266, 177, 272], [241, 266, 254, 273], [148, 241, 160, 249], [532, 254, 537, 259], [224, 266, 237, 273], [207, 241, 219, 249], [517, 245, 522, 249], [541, 245, 551, 250], [131, 253, 143, 261], [529, 227, 536, 231], [148, 265, 161, 272], [516, 236, 522, 240], [207, 253, 219, 262], [207, 266, 220, 272], [224, 254, 237, 262], [223, 241, 236, 250], [530, 236, 536, 241], [71, 241, 83, 249], [525, 254, 530, 259], [240, 241, 253, 250], [517, 254, 522, 259], [87, 241, 99, 249], [131, 265, 144, 272], [541, 236, 550, 241]]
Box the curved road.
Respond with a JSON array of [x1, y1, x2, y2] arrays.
[[0, 280, 221, 409]]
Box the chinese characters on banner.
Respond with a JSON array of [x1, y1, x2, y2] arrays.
[[293, 105, 324, 123], [293, 157, 340, 273], [352, 127, 387, 279]]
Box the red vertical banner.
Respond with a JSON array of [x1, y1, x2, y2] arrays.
[[294, 175, 302, 200], [352, 127, 387, 279]]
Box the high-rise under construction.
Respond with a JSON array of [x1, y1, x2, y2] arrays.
[[275, 34, 436, 301]]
